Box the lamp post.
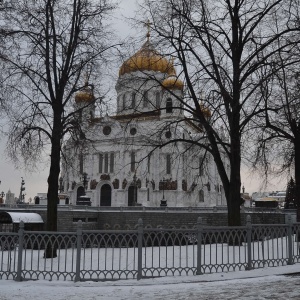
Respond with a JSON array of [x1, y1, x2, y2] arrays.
[[59, 177, 64, 193], [78, 172, 91, 206], [82, 172, 89, 193]]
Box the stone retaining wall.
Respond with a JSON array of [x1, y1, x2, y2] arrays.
[[6, 209, 286, 231]]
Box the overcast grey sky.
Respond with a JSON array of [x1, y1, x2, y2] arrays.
[[0, 0, 286, 201]]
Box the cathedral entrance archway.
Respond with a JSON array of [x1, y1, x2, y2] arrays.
[[76, 186, 85, 205], [128, 185, 137, 206], [100, 184, 112, 206]]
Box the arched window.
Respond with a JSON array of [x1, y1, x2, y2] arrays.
[[131, 92, 136, 109], [123, 94, 126, 110], [199, 189, 204, 202], [79, 153, 84, 174], [131, 151, 136, 172], [166, 154, 171, 174], [110, 152, 114, 173], [166, 98, 173, 113], [156, 92, 160, 108], [117, 95, 120, 112], [199, 155, 204, 176], [99, 152, 114, 174], [99, 153, 103, 173], [147, 154, 151, 173], [143, 91, 148, 107]]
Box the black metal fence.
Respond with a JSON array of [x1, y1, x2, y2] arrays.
[[0, 215, 299, 282]]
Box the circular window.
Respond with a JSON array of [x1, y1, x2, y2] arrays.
[[165, 131, 172, 138], [130, 128, 137, 136], [103, 126, 111, 136]]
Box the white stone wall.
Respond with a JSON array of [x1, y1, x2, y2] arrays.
[[63, 69, 227, 207]]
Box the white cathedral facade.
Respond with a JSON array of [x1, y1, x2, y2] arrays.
[[61, 37, 227, 208]]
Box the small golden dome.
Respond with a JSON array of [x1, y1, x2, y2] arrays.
[[119, 40, 175, 76], [75, 84, 94, 104], [162, 74, 184, 90]]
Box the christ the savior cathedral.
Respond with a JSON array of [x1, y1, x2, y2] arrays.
[[61, 35, 227, 208]]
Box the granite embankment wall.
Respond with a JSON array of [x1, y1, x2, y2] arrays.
[[9, 209, 286, 231]]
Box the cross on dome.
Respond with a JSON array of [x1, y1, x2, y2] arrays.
[[144, 19, 153, 41]]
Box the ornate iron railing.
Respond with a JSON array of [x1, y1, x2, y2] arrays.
[[0, 215, 299, 282]]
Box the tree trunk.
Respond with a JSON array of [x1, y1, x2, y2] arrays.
[[295, 135, 300, 222], [228, 116, 242, 226], [44, 111, 62, 258]]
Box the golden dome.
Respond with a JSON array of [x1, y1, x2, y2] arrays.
[[119, 40, 175, 76], [75, 84, 94, 104], [162, 73, 184, 90]]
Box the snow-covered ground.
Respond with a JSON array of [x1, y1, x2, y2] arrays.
[[0, 264, 300, 300]]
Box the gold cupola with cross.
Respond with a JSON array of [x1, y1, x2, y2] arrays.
[[119, 21, 176, 77]]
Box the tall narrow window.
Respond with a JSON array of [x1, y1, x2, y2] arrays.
[[99, 153, 103, 173], [117, 95, 120, 112], [143, 91, 148, 107], [166, 98, 173, 113], [131, 152, 136, 172], [147, 154, 151, 173], [79, 153, 84, 174], [166, 154, 171, 174], [156, 91, 160, 108], [104, 153, 109, 173], [131, 92, 136, 109], [199, 189, 204, 202], [110, 152, 114, 173], [199, 156, 204, 176], [123, 94, 126, 110]]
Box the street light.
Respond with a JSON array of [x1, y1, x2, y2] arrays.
[[79, 172, 91, 206], [59, 177, 64, 193]]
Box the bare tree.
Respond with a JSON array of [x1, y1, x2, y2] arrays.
[[253, 45, 300, 215], [140, 0, 300, 225], [0, 0, 116, 256]]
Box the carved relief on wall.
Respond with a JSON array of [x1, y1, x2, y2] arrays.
[[71, 181, 76, 190], [151, 179, 155, 190], [112, 178, 119, 189], [136, 179, 141, 189], [90, 179, 98, 190], [146, 179, 155, 190], [159, 179, 178, 190], [122, 179, 127, 189], [182, 179, 187, 191], [100, 174, 110, 181]]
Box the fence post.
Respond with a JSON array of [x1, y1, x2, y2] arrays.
[[196, 216, 203, 275], [16, 221, 24, 281], [287, 214, 294, 265], [246, 215, 253, 270], [75, 220, 82, 282], [137, 218, 143, 280]]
